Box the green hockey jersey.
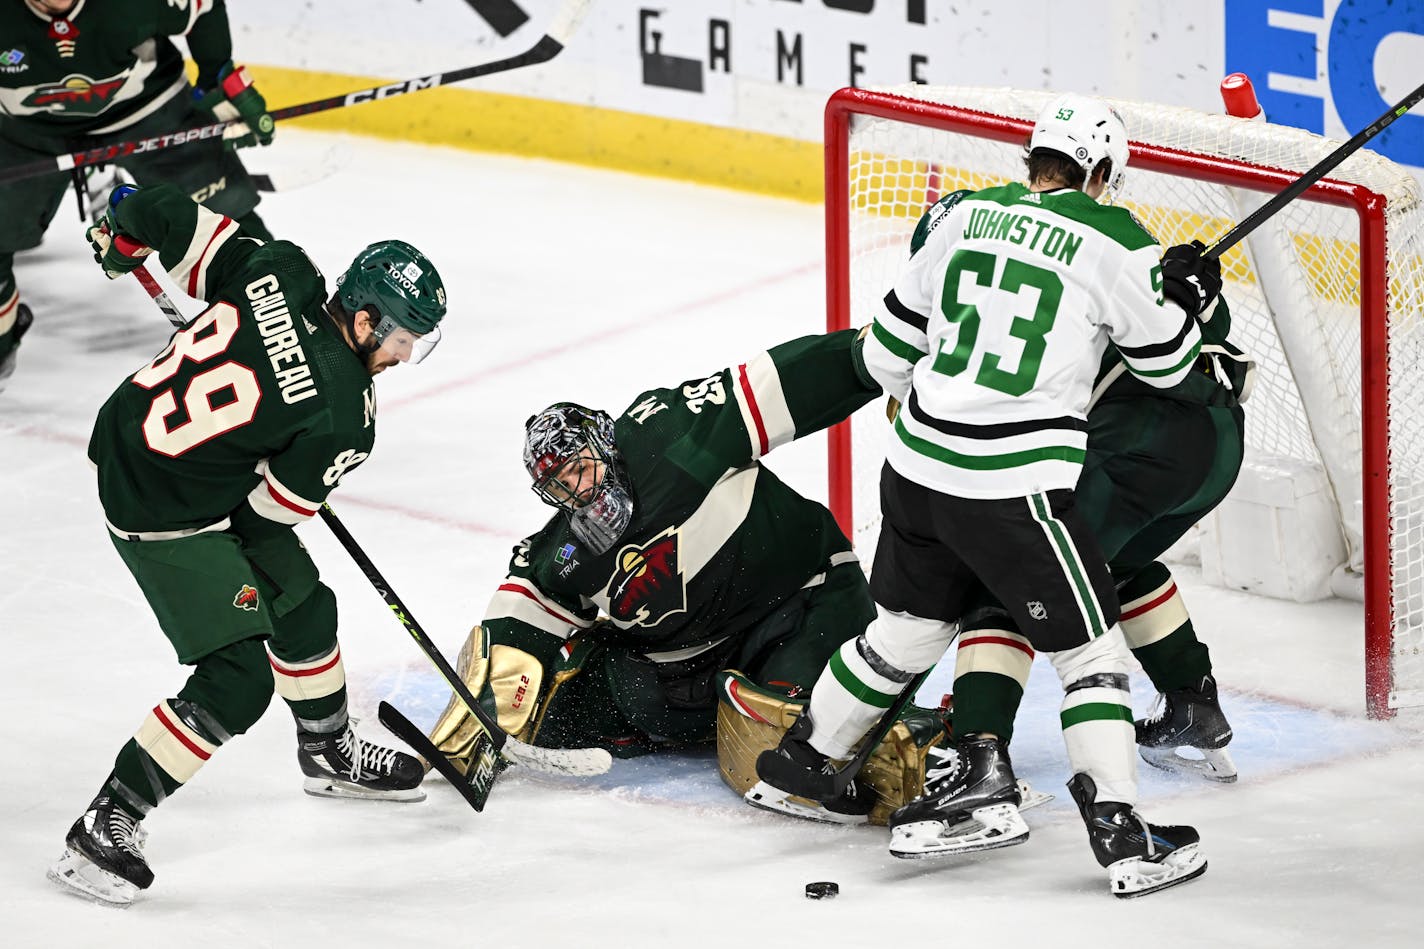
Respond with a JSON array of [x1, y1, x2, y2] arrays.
[[483, 330, 881, 677], [88, 184, 375, 536], [0, 0, 231, 137]]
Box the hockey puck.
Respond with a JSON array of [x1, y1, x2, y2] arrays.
[[804, 881, 839, 900]]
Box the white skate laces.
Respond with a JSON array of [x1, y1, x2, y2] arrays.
[[337, 724, 399, 780], [1141, 692, 1168, 727], [923, 745, 962, 788]]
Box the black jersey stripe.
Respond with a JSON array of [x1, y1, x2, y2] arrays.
[[1116, 310, 1197, 359], [883, 290, 929, 333], [907, 390, 1085, 439]]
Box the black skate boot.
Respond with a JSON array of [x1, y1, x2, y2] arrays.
[[298, 720, 427, 802], [0, 303, 34, 394], [887, 735, 1027, 858], [1067, 772, 1208, 898], [1136, 674, 1236, 783], [48, 791, 153, 906], [746, 713, 876, 825]]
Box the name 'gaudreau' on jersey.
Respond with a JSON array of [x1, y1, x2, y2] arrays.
[[861, 184, 1203, 500]]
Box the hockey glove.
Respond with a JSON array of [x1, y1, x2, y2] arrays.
[[85, 185, 154, 279], [1160, 240, 1222, 318], [194, 61, 275, 150]]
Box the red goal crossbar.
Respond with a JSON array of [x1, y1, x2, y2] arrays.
[[822, 86, 1394, 718]]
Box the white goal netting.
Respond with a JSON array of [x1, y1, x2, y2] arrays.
[[826, 84, 1424, 717]]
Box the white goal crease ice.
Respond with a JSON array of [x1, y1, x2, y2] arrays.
[[822, 83, 1424, 719]]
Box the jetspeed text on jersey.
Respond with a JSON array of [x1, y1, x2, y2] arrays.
[[246, 275, 319, 405]]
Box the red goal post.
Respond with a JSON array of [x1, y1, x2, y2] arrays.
[[823, 85, 1423, 720]]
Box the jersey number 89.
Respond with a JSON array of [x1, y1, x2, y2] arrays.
[[131, 303, 261, 458]]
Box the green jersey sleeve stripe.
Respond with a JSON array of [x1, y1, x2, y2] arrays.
[[871, 320, 928, 364], [1116, 311, 1198, 358], [1123, 341, 1202, 378]]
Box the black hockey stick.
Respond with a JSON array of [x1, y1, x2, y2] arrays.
[[313, 503, 611, 779], [758, 667, 933, 802], [1206, 77, 1424, 259], [0, 0, 590, 185], [826, 668, 934, 796], [378, 699, 507, 812]]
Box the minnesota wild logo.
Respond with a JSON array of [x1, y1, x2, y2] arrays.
[[233, 585, 260, 611], [22, 73, 125, 115], [606, 529, 685, 627]]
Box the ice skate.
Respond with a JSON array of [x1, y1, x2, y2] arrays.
[[1067, 773, 1207, 898], [747, 713, 875, 825], [1136, 674, 1237, 783], [918, 745, 1055, 811], [48, 792, 153, 907], [298, 720, 427, 802], [888, 735, 1028, 858], [0, 303, 34, 395]]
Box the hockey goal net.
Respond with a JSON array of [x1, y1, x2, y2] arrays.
[[824, 84, 1424, 719]]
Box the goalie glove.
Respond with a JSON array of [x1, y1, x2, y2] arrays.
[[193, 61, 275, 149], [85, 185, 154, 279], [1160, 240, 1222, 318]]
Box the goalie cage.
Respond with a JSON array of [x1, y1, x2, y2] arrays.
[[824, 84, 1424, 720]]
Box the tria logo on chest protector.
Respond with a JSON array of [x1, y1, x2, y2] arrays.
[[606, 528, 686, 627]]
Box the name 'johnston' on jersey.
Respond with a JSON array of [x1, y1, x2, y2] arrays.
[[861, 183, 1203, 500]]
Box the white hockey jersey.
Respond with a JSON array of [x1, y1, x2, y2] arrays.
[[862, 183, 1203, 499]]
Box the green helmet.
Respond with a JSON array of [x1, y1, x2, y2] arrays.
[[336, 239, 447, 335]]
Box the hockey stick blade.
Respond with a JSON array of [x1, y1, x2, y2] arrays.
[[378, 701, 504, 811], [501, 734, 613, 777], [314, 506, 613, 780], [0, 0, 592, 184]]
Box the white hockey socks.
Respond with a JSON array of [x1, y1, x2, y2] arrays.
[[804, 609, 955, 759], [1049, 630, 1138, 805]]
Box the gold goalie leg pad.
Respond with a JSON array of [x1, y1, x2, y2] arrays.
[[715, 670, 949, 825], [426, 626, 546, 775]]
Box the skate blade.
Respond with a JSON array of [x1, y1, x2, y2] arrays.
[[1109, 844, 1208, 898], [302, 776, 427, 803], [1140, 744, 1238, 783], [889, 803, 1030, 858], [743, 781, 869, 826], [47, 847, 139, 907], [1016, 780, 1054, 812]]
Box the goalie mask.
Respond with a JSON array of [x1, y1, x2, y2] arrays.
[[1029, 93, 1130, 198], [524, 403, 634, 555]]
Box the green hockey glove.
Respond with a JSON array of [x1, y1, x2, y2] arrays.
[[194, 61, 275, 149], [85, 185, 153, 279]]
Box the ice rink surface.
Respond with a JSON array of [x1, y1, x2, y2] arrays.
[[2, 131, 1421, 947]]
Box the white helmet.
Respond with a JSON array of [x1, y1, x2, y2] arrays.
[[1029, 93, 1130, 197]]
